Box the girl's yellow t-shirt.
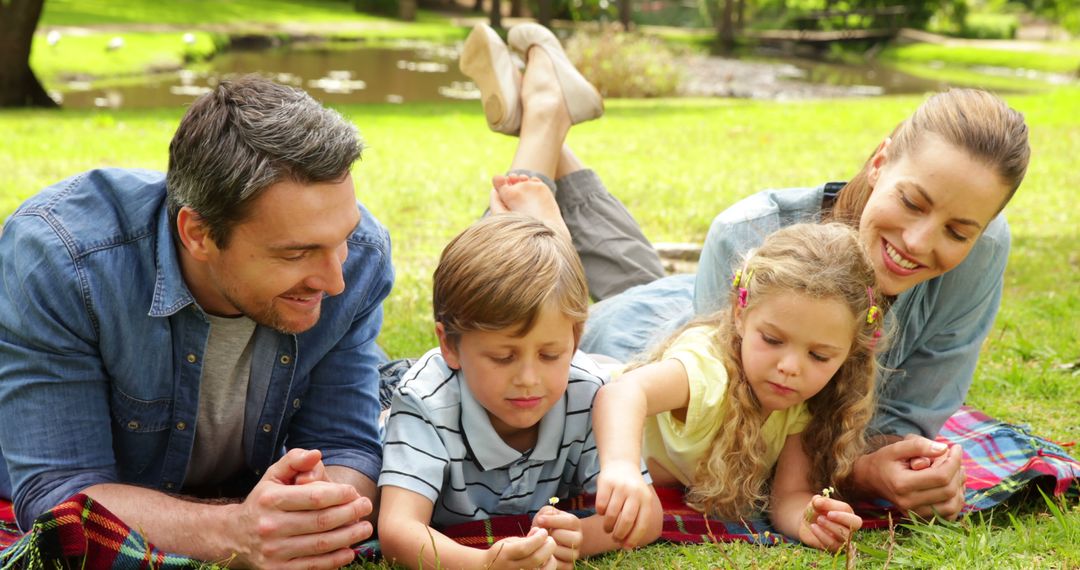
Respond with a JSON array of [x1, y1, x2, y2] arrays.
[[638, 326, 811, 486]]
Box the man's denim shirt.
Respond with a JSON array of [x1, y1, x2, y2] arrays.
[[0, 168, 394, 530]]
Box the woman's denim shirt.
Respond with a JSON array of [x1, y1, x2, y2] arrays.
[[582, 185, 1008, 441], [0, 168, 394, 530]]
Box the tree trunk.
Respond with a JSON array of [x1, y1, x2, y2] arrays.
[[510, 0, 524, 18], [717, 0, 735, 52], [473, 0, 484, 13], [399, 0, 417, 21], [619, 0, 632, 31], [735, 0, 745, 31], [489, 0, 502, 28], [0, 0, 57, 108], [537, 0, 552, 27]]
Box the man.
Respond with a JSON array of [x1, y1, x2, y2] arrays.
[[0, 75, 393, 569]]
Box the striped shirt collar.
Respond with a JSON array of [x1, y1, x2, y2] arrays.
[[459, 375, 567, 471]]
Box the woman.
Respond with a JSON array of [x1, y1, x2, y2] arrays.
[[461, 23, 1030, 521]]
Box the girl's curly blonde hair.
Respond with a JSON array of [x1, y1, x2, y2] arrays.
[[633, 222, 885, 519]]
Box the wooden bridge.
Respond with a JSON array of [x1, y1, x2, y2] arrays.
[[742, 5, 909, 46]]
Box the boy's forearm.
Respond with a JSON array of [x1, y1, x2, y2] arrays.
[[578, 495, 663, 556], [578, 514, 625, 557], [379, 517, 487, 570]]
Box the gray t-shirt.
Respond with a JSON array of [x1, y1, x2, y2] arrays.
[[184, 314, 257, 488]]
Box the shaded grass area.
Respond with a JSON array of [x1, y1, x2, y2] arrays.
[[1, 90, 1077, 568]]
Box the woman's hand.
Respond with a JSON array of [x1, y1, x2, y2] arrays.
[[852, 435, 966, 519], [798, 495, 862, 552]]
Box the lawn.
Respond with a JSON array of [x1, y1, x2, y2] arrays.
[[880, 41, 1080, 75], [2, 88, 1077, 567], [31, 0, 466, 86]]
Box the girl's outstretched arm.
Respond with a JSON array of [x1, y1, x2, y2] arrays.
[[593, 359, 691, 547], [770, 433, 862, 552]]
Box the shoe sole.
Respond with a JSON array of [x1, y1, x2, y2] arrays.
[[460, 26, 512, 132]]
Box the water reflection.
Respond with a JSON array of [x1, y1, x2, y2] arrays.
[[55, 40, 482, 109], [49, 39, 1070, 110]]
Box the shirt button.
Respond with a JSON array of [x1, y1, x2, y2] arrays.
[[175, 422, 187, 431], [292, 398, 301, 409], [186, 353, 197, 363], [164, 482, 175, 490], [279, 355, 291, 365], [126, 420, 140, 430], [262, 423, 273, 433], [254, 468, 262, 475]]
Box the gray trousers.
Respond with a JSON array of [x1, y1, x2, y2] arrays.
[[509, 168, 665, 301]]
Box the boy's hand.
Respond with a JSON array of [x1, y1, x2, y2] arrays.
[[532, 505, 582, 569], [798, 495, 862, 552], [595, 461, 656, 547], [484, 527, 558, 570]]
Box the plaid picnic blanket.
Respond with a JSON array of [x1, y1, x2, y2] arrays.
[[1, 406, 1077, 568]]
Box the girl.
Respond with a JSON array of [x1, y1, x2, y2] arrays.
[[461, 26, 1029, 520], [592, 222, 886, 551]]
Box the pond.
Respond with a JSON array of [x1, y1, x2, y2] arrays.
[[49, 39, 1069, 109]]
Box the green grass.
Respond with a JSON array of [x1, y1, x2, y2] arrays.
[[41, 0, 422, 26], [881, 42, 1080, 75], [2, 89, 1077, 568], [31, 0, 464, 85], [31, 31, 221, 82]]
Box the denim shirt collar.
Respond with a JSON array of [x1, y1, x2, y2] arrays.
[[149, 205, 196, 318], [460, 376, 566, 471]]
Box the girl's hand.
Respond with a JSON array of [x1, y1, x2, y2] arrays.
[[798, 495, 862, 552], [532, 506, 582, 569], [595, 461, 656, 547], [483, 526, 558, 570]]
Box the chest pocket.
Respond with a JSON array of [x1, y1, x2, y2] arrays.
[[109, 388, 173, 480]]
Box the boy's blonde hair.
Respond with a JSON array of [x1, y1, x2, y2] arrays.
[[433, 213, 589, 345], [635, 222, 883, 519]]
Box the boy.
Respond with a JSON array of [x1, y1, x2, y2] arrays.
[[378, 210, 663, 569]]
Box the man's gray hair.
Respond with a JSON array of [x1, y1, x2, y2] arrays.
[[166, 74, 363, 247]]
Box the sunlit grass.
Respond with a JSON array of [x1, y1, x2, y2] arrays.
[[32, 0, 464, 85], [41, 0, 425, 26], [881, 42, 1080, 74]]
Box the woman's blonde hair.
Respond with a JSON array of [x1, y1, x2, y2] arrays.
[[634, 222, 884, 519], [833, 88, 1030, 225], [433, 213, 589, 344]]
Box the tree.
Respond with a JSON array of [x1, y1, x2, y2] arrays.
[[0, 0, 57, 108], [703, 0, 737, 51], [618, 0, 632, 30]]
